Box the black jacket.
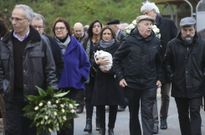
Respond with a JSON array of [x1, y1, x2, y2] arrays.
[[165, 33, 205, 98], [92, 41, 123, 105], [156, 15, 178, 83], [0, 27, 57, 100], [113, 28, 162, 89]]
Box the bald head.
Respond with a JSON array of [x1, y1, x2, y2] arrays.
[[73, 22, 84, 38]]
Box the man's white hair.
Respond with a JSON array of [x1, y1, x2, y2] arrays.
[[140, 1, 160, 14], [32, 12, 46, 25], [14, 4, 34, 22]]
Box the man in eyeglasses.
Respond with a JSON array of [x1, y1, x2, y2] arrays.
[[0, 4, 57, 135]]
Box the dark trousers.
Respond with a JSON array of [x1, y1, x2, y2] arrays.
[[57, 119, 74, 135], [153, 83, 171, 125], [75, 90, 84, 108], [125, 87, 156, 135], [175, 97, 202, 135], [97, 105, 118, 129], [85, 82, 94, 119], [4, 100, 37, 135]]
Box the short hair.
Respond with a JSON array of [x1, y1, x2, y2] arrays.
[[52, 17, 72, 36], [140, 1, 160, 14], [32, 12, 46, 26], [14, 4, 34, 22]]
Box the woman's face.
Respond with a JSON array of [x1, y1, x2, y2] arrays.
[[102, 29, 113, 41], [92, 22, 102, 35], [54, 22, 68, 39]]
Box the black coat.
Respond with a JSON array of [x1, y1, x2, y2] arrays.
[[92, 41, 124, 105], [156, 15, 178, 83], [165, 34, 205, 98], [0, 27, 57, 98], [113, 29, 162, 90]]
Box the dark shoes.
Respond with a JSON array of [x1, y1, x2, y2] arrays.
[[108, 128, 114, 135], [84, 119, 92, 133], [160, 119, 168, 129], [153, 124, 159, 134]]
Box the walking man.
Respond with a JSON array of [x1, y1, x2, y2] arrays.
[[113, 15, 162, 135], [140, 1, 177, 133], [0, 4, 57, 135], [165, 17, 204, 135]]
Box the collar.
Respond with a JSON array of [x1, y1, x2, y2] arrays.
[[13, 28, 30, 42]]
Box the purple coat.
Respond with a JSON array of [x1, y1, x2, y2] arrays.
[[58, 36, 90, 90]]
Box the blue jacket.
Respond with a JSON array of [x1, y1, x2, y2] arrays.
[[58, 36, 90, 90]]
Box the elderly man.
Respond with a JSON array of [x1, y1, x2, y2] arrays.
[[107, 19, 126, 43], [0, 4, 57, 135], [113, 15, 162, 135], [73, 22, 88, 45], [165, 17, 204, 135], [140, 1, 177, 133]]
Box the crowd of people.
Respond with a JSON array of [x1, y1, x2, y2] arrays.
[[0, 1, 204, 135]]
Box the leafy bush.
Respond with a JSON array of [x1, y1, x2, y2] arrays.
[[23, 87, 78, 135]]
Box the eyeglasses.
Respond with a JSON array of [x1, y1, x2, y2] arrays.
[[55, 27, 66, 31], [32, 25, 44, 29], [10, 17, 27, 22]]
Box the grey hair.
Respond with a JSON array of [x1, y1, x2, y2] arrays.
[[14, 4, 34, 22], [32, 12, 46, 26], [140, 1, 160, 14]]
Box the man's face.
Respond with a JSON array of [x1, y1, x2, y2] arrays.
[[144, 10, 157, 19], [31, 19, 44, 34], [137, 20, 153, 38], [11, 8, 30, 35], [181, 26, 195, 40], [73, 25, 84, 38]]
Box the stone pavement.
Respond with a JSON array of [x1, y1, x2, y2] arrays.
[[73, 96, 205, 135], [1, 95, 205, 135]]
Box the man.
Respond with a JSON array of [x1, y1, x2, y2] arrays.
[[141, 1, 177, 133], [165, 17, 204, 135], [113, 15, 162, 135], [31, 13, 63, 80], [73, 22, 88, 45], [0, 4, 57, 135], [107, 19, 126, 43]]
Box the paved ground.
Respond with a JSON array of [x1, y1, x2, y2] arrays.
[[73, 96, 205, 135], [1, 92, 205, 135]]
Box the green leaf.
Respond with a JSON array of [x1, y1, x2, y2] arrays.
[[36, 86, 47, 96], [54, 91, 69, 98]]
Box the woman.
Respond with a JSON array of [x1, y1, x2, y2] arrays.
[[52, 17, 90, 135], [83, 20, 103, 133], [92, 26, 123, 135]]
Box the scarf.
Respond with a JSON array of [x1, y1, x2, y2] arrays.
[[99, 39, 115, 48], [55, 36, 71, 49]]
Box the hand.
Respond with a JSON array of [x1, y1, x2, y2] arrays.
[[119, 79, 128, 88], [156, 80, 162, 88]]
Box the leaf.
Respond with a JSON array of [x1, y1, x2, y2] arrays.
[[54, 92, 69, 98], [36, 86, 47, 96]]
